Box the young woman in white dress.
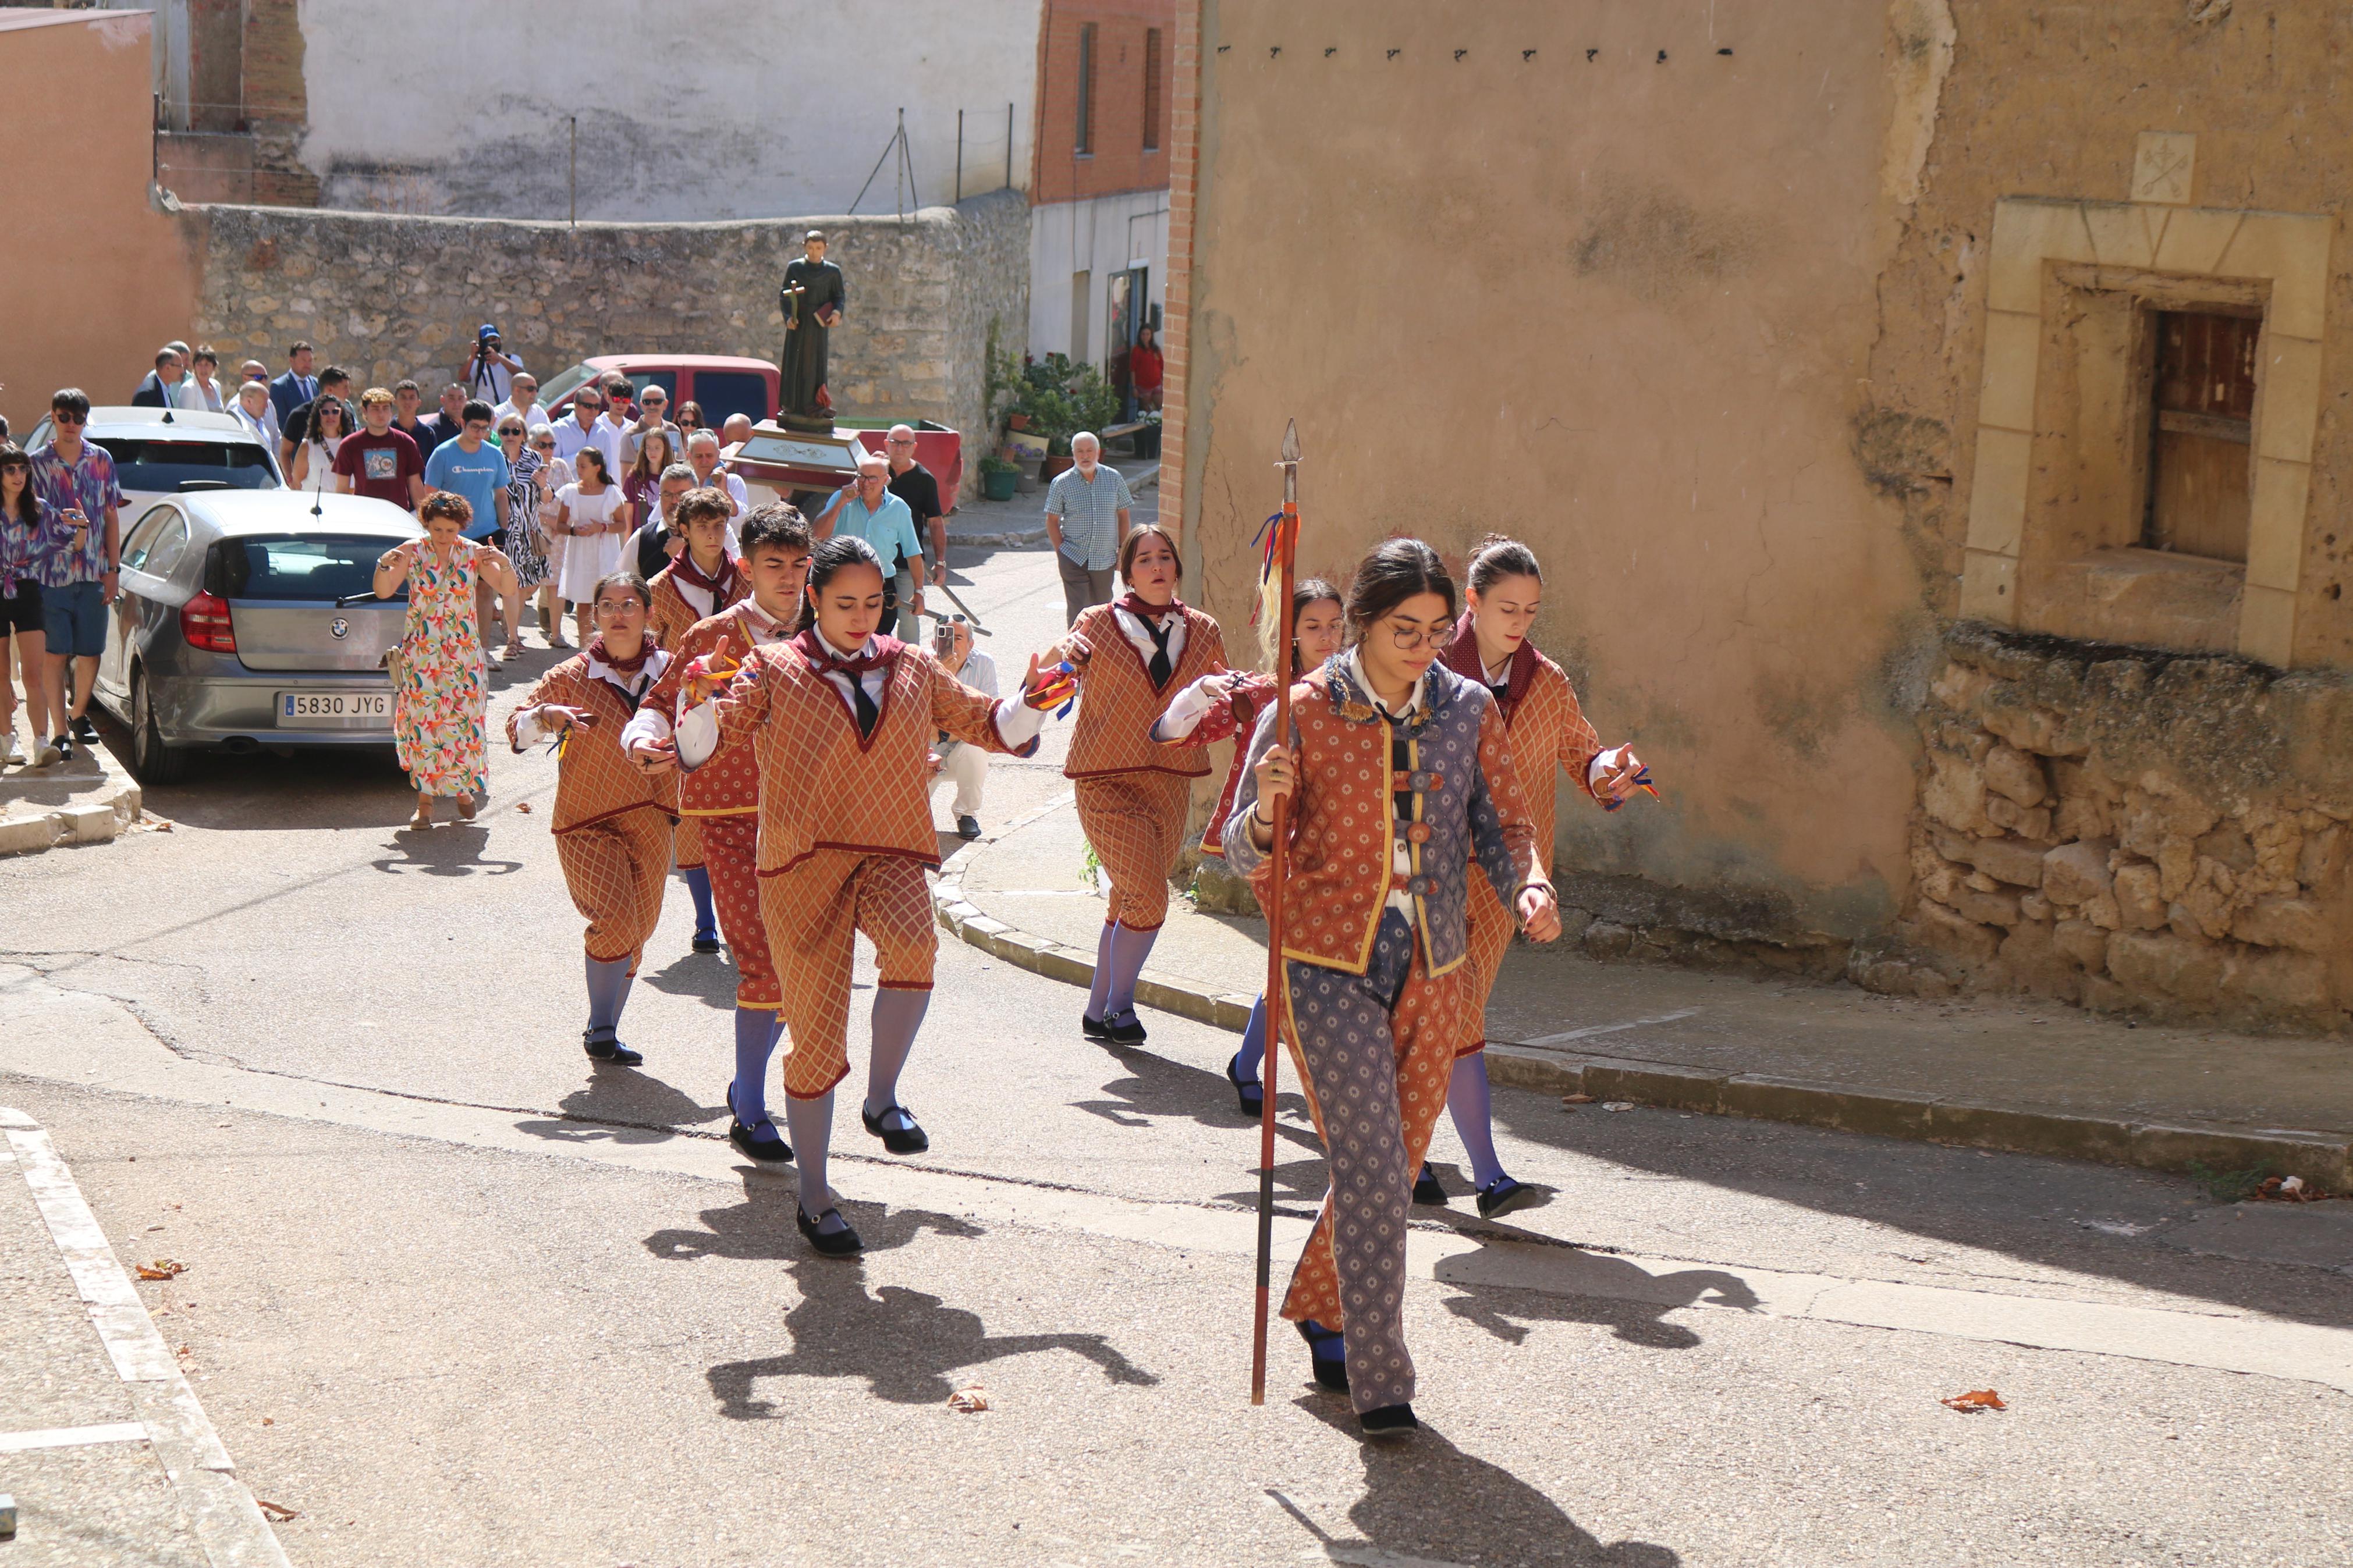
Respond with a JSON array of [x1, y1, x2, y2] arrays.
[[551, 446, 631, 646]]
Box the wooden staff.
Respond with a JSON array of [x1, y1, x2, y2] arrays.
[[1252, 419, 1302, 1406]]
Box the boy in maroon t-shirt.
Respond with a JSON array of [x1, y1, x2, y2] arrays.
[[332, 387, 427, 510]]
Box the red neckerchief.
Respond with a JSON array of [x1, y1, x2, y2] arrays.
[[588, 635, 654, 675], [1115, 592, 1184, 623], [671, 548, 740, 605], [1439, 611, 1536, 723], [791, 627, 902, 675]]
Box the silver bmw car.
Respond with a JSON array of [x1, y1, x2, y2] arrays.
[[93, 490, 423, 783]]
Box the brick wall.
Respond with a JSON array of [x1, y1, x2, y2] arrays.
[[1031, 0, 1174, 205], [240, 0, 316, 205], [1158, 0, 1198, 546]]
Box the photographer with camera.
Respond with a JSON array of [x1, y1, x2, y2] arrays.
[[465, 323, 524, 406], [929, 615, 995, 841]]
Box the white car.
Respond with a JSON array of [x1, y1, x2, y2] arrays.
[[19, 404, 283, 517]]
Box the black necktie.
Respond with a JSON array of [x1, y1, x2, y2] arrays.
[[842, 663, 879, 737], [1142, 618, 1174, 688]]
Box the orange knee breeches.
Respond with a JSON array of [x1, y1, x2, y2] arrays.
[[757, 851, 937, 1100], [1461, 869, 1513, 1057], [557, 806, 674, 965], [1075, 773, 1192, 933], [674, 812, 707, 871], [700, 813, 779, 1009]]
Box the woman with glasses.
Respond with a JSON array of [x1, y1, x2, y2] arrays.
[[1050, 524, 1229, 1047], [0, 443, 64, 766], [1225, 537, 1644, 1438], [496, 417, 552, 656], [289, 396, 350, 493], [674, 400, 707, 443]]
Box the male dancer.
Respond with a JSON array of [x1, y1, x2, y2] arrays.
[[647, 488, 751, 953], [624, 504, 813, 1159]]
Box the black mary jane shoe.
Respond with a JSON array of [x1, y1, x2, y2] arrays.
[[1102, 1011, 1148, 1046], [583, 1027, 644, 1068], [1226, 1052, 1264, 1118], [692, 934, 724, 955], [797, 1205, 864, 1257], [725, 1086, 793, 1163], [861, 1103, 931, 1155], [1081, 1012, 1109, 1041], [1475, 1175, 1536, 1221], [1412, 1162, 1449, 1207], [1358, 1403, 1419, 1439], [1297, 1319, 1348, 1394]]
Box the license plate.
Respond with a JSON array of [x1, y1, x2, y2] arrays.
[[278, 691, 390, 727]]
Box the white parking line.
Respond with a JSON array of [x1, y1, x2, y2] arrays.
[[1516, 1007, 1702, 1047], [0, 1423, 150, 1455]]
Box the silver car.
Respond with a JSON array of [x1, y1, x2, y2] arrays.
[[93, 490, 423, 783], [20, 405, 285, 514]]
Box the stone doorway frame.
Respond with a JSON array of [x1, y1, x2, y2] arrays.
[[1960, 196, 2332, 667]]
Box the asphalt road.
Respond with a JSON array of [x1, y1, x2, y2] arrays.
[[3, 535, 2350, 1566]]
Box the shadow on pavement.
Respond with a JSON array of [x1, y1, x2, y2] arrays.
[[707, 1248, 1160, 1417], [638, 950, 736, 1012], [1080, 1041, 1320, 1151], [1288, 1403, 1681, 1567], [1436, 1256, 1761, 1351], [368, 822, 525, 877], [512, 1074, 722, 1146]]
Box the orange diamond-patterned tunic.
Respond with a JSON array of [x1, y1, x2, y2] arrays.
[[509, 655, 679, 967], [1060, 602, 1227, 933], [1440, 616, 1603, 1055], [693, 634, 1039, 1098], [647, 559, 749, 872], [637, 599, 786, 1008]]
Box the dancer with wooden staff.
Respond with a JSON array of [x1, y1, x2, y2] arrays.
[[1227, 533, 1569, 1437]]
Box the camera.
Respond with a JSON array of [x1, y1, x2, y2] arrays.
[[933, 613, 965, 657]]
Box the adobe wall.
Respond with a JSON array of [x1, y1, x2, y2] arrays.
[[173, 191, 1030, 493]]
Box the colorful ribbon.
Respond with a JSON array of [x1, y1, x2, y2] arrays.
[[1600, 766, 1662, 812], [1025, 659, 1079, 717]]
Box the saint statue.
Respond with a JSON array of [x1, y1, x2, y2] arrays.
[[779, 228, 847, 432]]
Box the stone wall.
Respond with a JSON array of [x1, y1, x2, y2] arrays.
[[174, 191, 1030, 493], [1857, 624, 2353, 1030]]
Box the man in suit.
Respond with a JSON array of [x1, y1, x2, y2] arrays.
[[130, 347, 187, 408], [268, 342, 318, 431]]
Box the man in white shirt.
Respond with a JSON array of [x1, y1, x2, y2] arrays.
[[492, 372, 544, 431], [551, 386, 605, 464], [464, 324, 524, 405], [929, 616, 996, 840], [230, 380, 278, 455], [592, 377, 636, 479], [686, 429, 751, 541]]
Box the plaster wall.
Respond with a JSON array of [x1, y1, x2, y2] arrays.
[[293, 0, 1042, 221], [1029, 191, 1170, 367], [0, 9, 200, 435], [1178, 0, 1919, 947]]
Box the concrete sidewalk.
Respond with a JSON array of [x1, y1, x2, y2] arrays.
[[0, 1107, 288, 1567], [0, 723, 144, 858], [935, 793, 2353, 1190]]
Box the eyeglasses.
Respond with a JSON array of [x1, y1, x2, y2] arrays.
[[499, 428, 524, 438], [640, 393, 665, 404], [52, 413, 86, 425], [531, 438, 556, 449], [1378, 618, 1449, 650], [0, 460, 28, 472], [886, 437, 915, 447], [465, 422, 492, 433]]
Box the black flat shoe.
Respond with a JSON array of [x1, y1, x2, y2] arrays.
[[956, 814, 982, 840], [861, 1103, 929, 1155], [1359, 1403, 1418, 1439], [583, 1027, 643, 1067], [1081, 1012, 1109, 1040], [1475, 1175, 1536, 1220], [1103, 1011, 1147, 1046], [797, 1205, 863, 1256], [52, 735, 72, 763], [725, 1086, 792, 1162], [692, 934, 723, 954], [72, 716, 98, 744], [1412, 1162, 1449, 1207], [1226, 1052, 1264, 1118], [1297, 1319, 1348, 1393]]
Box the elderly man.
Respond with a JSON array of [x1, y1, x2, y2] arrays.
[[685, 429, 750, 536], [1042, 431, 1133, 626], [929, 616, 996, 840], [131, 347, 187, 408], [552, 385, 604, 464], [492, 371, 544, 431], [624, 463, 700, 580], [720, 413, 755, 447], [622, 383, 683, 466], [229, 379, 279, 453], [816, 451, 925, 639], [883, 424, 949, 588]]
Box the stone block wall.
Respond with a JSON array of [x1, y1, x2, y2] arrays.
[[1858, 624, 2353, 1030], [175, 191, 1028, 494]]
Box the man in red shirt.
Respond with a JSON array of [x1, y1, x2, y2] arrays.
[[333, 387, 427, 510]]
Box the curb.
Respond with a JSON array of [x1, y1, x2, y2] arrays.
[[0, 744, 144, 858], [932, 807, 2353, 1193]]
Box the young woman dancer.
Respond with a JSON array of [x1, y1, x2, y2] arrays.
[[1055, 524, 1228, 1045], [625, 503, 812, 1164], [507, 570, 677, 1066], [1436, 535, 1644, 1217], [673, 535, 1058, 1255], [649, 488, 751, 956], [1149, 578, 1346, 1114], [1227, 538, 1645, 1437]]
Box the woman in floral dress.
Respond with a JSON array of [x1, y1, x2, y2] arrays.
[[372, 490, 520, 829], [496, 415, 550, 654]]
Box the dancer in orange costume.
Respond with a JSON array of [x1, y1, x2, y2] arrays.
[[672, 535, 1064, 1254], [1053, 524, 1227, 1046], [647, 487, 751, 955], [626, 502, 811, 1164], [507, 569, 677, 1066]]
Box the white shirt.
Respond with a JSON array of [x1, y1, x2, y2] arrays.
[[552, 417, 601, 465], [492, 397, 544, 429], [1112, 602, 1186, 669], [467, 354, 521, 404], [1151, 669, 1229, 743], [512, 646, 672, 748], [688, 465, 751, 517], [183, 377, 226, 413], [1333, 646, 1431, 912], [620, 600, 792, 754], [592, 413, 633, 481]]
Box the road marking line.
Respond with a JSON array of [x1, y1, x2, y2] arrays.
[[1517, 1008, 1702, 1047], [5, 1114, 291, 1568], [0, 1423, 149, 1454]]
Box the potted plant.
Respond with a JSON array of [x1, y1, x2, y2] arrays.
[[978, 453, 1020, 501]]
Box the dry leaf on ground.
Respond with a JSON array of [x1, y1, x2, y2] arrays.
[[1561, 1093, 1596, 1105], [947, 1386, 989, 1413], [515, 801, 534, 813], [137, 1260, 187, 1281], [1940, 1389, 2006, 1413], [255, 1499, 299, 1521]]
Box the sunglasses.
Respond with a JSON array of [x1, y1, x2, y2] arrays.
[[0, 459, 28, 472], [52, 412, 87, 425]]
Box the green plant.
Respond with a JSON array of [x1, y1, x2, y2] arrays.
[[1012, 352, 1122, 447], [982, 317, 1024, 434], [2187, 1159, 2275, 1203], [979, 454, 1018, 477], [1078, 841, 1102, 893]]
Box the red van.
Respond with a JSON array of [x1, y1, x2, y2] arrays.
[[541, 355, 779, 429]]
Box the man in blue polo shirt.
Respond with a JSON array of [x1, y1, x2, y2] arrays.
[[423, 399, 517, 663], [816, 452, 926, 639]]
